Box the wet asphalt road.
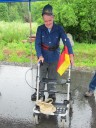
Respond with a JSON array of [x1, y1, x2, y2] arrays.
[[0, 65, 96, 128]]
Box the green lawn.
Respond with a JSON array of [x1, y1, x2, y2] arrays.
[[73, 42, 96, 68], [0, 41, 96, 68], [0, 21, 96, 68]]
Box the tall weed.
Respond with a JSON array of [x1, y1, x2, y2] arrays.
[[0, 21, 38, 44]]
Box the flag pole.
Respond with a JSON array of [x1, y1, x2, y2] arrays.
[[29, 0, 32, 37], [28, 0, 33, 68], [28, 0, 34, 87]]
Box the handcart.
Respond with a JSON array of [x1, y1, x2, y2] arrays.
[[32, 62, 73, 128]]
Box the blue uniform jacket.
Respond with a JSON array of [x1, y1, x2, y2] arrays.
[[35, 23, 73, 63]]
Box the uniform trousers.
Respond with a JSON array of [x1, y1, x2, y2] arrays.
[[89, 72, 96, 92], [39, 61, 58, 95]]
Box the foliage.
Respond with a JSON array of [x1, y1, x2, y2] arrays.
[[72, 0, 96, 42], [0, 3, 9, 21], [31, 0, 96, 42], [0, 0, 96, 42], [8, 3, 21, 21]]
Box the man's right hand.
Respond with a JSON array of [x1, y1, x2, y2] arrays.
[[38, 56, 44, 63]]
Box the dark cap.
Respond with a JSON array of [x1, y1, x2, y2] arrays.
[[42, 4, 53, 16]]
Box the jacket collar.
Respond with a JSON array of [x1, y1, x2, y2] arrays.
[[42, 23, 57, 33]]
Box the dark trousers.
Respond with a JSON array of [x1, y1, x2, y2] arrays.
[[39, 61, 58, 94], [89, 72, 96, 91]]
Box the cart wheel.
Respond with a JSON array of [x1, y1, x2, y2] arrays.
[[69, 93, 74, 109], [70, 98, 74, 110], [46, 115, 49, 119], [70, 100, 73, 109], [33, 114, 39, 125], [57, 116, 67, 128]]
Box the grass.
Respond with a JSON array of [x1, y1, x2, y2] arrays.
[[0, 42, 37, 63], [0, 21, 96, 68], [0, 21, 38, 64], [73, 42, 96, 68], [0, 41, 96, 68], [0, 21, 38, 43]]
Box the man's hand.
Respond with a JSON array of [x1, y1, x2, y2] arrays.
[[38, 56, 44, 63]]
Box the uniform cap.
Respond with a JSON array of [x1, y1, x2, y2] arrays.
[[42, 4, 53, 16]]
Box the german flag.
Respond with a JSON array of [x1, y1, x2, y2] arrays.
[[57, 46, 70, 76]]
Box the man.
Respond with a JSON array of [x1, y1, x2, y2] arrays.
[[85, 72, 96, 97], [31, 4, 74, 101]]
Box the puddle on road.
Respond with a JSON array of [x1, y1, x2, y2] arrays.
[[0, 65, 96, 128]]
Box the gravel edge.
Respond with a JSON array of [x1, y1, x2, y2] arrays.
[[0, 61, 95, 72]]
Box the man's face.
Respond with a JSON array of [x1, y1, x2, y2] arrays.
[[43, 15, 54, 29]]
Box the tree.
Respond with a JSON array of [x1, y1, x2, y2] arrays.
[[0, 3, 8, 21], [72, 0, 96, 42]]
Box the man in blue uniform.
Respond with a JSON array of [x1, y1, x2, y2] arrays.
[[31, 4, 74, 101]]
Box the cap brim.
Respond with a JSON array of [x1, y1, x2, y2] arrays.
[[42, 12, 53, 16]]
